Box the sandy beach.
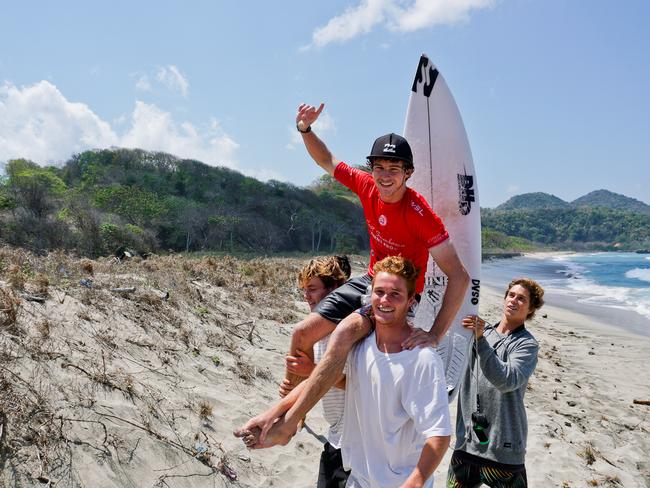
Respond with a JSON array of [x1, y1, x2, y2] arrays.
[[1, 250, 648, 487]]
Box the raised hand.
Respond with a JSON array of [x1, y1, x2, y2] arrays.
[[296, 103, 325, 131]]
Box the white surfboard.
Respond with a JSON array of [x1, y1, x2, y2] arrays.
[[405, 54, 481, 399]]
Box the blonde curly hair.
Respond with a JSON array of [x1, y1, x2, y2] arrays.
[[372, 256, 420, 297], [298, 255, 351, 289]]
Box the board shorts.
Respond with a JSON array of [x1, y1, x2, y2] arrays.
[[316, 442, 350, 488], [447, 450, 527, 488], [313, 275, 373, 325]]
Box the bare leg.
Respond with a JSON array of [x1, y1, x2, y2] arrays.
[[283, 312, 336, 395]]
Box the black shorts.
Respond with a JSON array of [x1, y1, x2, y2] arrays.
[[317, 442, 350, 488], [313, 275, 372, 325]]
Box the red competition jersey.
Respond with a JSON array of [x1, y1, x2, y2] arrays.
[[334, 162, 449, 293]]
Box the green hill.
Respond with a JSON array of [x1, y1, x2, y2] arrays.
[[0, 149, 368, 257], [571, 189, 650, 214], [2, 149, 649, 256], [496, 192, 569, 211]]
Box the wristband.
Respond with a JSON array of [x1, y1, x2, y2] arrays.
[[296, 123, 311, 134]]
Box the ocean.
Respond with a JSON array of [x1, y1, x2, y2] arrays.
[[481, 252, 650, 336]]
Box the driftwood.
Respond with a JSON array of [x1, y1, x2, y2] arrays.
[[110, 287, 136, 294], [21, 294, 46, 303], [633, 399, 650, 406]]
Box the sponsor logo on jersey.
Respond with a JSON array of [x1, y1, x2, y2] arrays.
[[409, 199, 424, 216], [378, 214, 387, 226], [457, 171, 475, 215]]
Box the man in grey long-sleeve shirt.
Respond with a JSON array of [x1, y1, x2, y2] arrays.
[[447, 278, 545, 488]]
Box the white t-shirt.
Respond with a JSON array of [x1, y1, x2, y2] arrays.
[[341, 332, 451, 488], [314, 335, 346, 448]]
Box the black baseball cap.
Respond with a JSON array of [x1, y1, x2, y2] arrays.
[[367, 133, 413, 169]]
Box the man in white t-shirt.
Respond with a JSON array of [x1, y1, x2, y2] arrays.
[[236, 256, 451, 487]]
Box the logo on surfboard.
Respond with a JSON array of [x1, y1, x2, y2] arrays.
[[457, 172, 475, 215], [411, 56, 438, 98], [470, 278, 481, 305], [424, 274, 447, 312]]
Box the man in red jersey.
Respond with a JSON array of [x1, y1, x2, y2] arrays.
[[237, 103, 469, 448]]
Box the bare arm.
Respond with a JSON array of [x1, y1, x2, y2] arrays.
[[296, 103, 340, 176], [272, 313, 371, 444], [402, 239, 469, 349], [429, 239, 469, 338], [400, 436, 450, 488]]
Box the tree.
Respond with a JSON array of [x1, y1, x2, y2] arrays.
[[5, 159, 66, 218]]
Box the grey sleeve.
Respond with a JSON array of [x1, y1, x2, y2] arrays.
[[476, 337, 539, 393]]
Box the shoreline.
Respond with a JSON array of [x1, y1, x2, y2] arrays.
[[481, 252, 650, 337]]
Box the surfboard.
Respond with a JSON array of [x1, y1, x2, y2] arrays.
[[404, 54, 481, 399]]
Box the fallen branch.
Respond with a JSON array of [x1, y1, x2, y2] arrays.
[[60, 361, 131, 395], [110, 287, 136, 294], [247, 321, 257, 344], [633, 399, 650, 406], [21, 293, 46, 303], [58, 417, 109, 446], [95, 411, 193, 457]]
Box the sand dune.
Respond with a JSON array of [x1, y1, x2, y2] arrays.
[[0, 249, 647, 487]]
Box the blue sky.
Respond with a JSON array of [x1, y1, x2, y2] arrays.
[[1, 0, 648, 208]]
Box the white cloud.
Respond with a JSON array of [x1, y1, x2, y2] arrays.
[[308, 0, 494, 48], [135, 74, 151, 92], [121, 102, 238, 166], [156, 65, 189, 97], [0, 81, 239, 170], [0, 81, 118, 163]]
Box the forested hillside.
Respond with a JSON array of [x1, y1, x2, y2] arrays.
[[1, 148, 648, 258], [0, 149, 368, 257], [482, 207, 650, 250], [571, 189, 650, 214]]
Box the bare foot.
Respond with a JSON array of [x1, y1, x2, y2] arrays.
[[233, 414, 297, 449], [233, 427, 261, 449]]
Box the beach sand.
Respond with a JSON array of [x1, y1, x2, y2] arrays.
[[1, 251, 648, 487]]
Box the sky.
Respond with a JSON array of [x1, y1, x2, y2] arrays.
[[1, 0, 648, 208]]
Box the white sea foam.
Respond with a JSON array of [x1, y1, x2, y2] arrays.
[[484, 252, 650, 322], [626, 268, 650, 283], [564, 275, 650, 320]]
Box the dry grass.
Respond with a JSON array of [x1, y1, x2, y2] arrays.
[[0, 287, 21, 333], [32, 272, 50, 295], [7, 264, 26, 290], [197, 400, 213, 419], [37, 319, 51, 339], [579, 443, 597, 465], [0, 246, 321, 486], [80, 258, 94, 275]]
